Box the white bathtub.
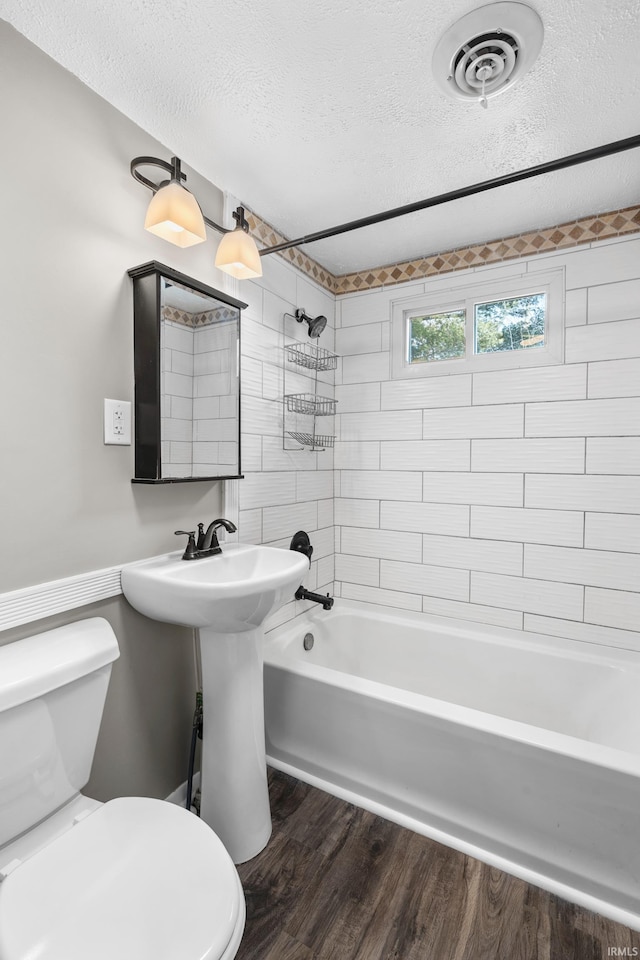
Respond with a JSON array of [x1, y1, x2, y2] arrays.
[[264, 600, 640, 930]]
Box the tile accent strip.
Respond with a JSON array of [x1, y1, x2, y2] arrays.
[[246, 211, 339, 294], [0, 566, 123, 631], [161, 305, 237, 328], [247, 205, 640, 295]]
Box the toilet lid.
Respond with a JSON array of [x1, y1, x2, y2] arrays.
[[0, 797, 243, 960]]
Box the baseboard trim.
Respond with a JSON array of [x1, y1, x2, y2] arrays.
[[165, 772, 201, 811]]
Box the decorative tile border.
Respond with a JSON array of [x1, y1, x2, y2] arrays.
[[163, 277, 238, 326], [161, 305, 237, 328], [246, 205, 640, 296], [246, 211, 339, 294]]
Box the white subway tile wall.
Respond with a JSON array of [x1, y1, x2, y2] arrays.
[[470, 505, 584, 547], [565, 317, 640, 363], [236, 257, 336, 625], [587, 278, 640, 325], [382, 376, 471, 410], [471, 438, 585, 473], [472, 364, 587, 405], [584, 513, 640, 553], [331, 236, 640, 650], [161, 318, 239, 476], [240, 235, 640, 648], [588, 357, 640, 398]]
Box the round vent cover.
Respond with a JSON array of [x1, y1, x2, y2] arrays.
[[432, 2, 544, 104]]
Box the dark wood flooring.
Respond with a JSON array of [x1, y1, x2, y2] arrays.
[[236, 768, 640, 960]]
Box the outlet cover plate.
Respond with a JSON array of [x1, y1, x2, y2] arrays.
[[104, 398, 132, 445]]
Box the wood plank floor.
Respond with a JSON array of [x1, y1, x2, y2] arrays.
[[236, 768, 640, 960]]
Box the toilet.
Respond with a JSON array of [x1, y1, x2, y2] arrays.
[[0, 618, 245, 960]]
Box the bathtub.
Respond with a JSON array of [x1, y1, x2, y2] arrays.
[[263, 600, 640, 930]]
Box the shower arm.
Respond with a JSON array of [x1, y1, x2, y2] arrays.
[[258, 134, 640, 258]]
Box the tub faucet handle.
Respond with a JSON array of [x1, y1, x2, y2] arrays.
[[290, 530, 314, 568]]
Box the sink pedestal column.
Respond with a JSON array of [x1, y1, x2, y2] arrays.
[[198, 626, 271, 864]]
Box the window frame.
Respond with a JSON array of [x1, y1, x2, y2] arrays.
[[391, 268, 565, 379]]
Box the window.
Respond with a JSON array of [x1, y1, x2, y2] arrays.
[[409, 310, 466, 363], [392, 269, 564, 379], [474, 293, 546, 354]]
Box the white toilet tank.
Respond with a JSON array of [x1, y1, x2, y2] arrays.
[[0, 618, 119, 847]]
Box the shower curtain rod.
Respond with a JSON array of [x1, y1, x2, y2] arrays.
[[259, 134, 640, 258]]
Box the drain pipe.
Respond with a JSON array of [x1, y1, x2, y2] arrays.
[[186, 629, 203, 813], [186, 689, 203, 813]]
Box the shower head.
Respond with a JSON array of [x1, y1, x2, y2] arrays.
[[295, 309, 327, 339]]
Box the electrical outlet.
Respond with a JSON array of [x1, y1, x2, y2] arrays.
[[104, 399, 132, 445]]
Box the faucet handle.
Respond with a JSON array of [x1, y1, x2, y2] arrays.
[[196, 522, 206, 550], [175, 530, 198, 560]]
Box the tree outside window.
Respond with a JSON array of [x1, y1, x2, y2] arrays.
[[474, 294, 546, 354], [409, 293, 546, 364]]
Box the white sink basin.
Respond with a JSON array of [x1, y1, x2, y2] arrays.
[[121, 542, 309, 864], [121, 543, 308, 632]]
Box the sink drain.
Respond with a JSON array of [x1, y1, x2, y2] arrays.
[[303, 632, 314, 651]]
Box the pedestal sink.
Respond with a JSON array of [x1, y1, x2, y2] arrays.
[[121, 544, 308, 863]]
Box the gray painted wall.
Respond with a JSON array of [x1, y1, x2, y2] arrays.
[[0, 21, 232, 799], [0, 20, 229, 589]]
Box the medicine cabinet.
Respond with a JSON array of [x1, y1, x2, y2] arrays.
[[128, 261, 246, 482]]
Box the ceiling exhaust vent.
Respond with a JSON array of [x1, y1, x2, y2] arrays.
[[432, 2, 543, 107]]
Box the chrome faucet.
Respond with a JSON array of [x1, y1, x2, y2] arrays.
[[175, 518, 237, 560]]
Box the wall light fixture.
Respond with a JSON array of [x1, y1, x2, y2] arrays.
[[213, 205, 262, 280], [131, 155, 262, 278], [141, 156, 206, 247], [132, 136, 640, 274]]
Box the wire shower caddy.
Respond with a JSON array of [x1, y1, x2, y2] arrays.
[[283, 340, 338, 451]]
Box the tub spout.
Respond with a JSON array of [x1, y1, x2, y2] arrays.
[[295, 586, 334, 610]]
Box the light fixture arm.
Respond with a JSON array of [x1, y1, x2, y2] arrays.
[[130, 155, 229, 235], [232, 206, 250, 232], [130, 155, 184, 191]]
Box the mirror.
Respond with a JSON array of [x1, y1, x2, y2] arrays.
[[128, 261, 246, 482]]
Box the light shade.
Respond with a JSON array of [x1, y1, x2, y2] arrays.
[[144, 181, 207, 247], [215, 227, 263, 279]]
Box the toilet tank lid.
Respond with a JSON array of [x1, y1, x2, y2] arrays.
[[0, 618, 120, 712]]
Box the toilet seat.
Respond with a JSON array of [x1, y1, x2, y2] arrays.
[[0, 796, 245, 960]]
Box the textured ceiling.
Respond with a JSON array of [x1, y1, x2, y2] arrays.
[[1, 0, 639, 273]]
